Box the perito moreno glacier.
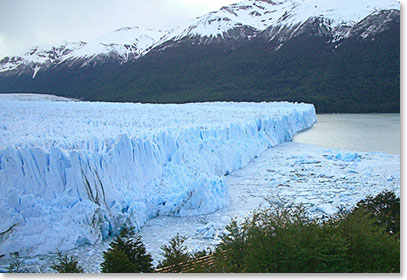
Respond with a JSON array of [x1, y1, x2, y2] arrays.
[[0, 94, 316, 257]]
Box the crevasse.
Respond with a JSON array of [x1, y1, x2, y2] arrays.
[[0, 99, 316, 257]]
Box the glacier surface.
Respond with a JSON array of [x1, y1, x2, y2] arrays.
[[0, 94, 316, 257]]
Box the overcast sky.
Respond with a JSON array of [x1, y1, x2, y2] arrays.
[[0, 0, 237, 58]]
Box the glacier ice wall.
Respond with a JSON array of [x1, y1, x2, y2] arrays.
[[0, 97, 316, 256]]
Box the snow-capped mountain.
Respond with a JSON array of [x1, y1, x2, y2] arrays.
[[0, 26, 164, 74], [0, 41, 85, 77], [63, 26, 164, 66], [151, 0, 280, 47], [152, 0, 399, 48], [257, 0, 399, 44]]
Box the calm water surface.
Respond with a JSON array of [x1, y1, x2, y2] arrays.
[[293, 114, 400, 155]]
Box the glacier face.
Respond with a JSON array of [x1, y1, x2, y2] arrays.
[[0, 95, 316, 257]]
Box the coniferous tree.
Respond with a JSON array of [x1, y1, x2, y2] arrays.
[[100, 249, 136, 273], [214, 219, 249, 272], [101, 225, 153, 273], [51, 252, 84, 273], [158, 233, 191, 272]]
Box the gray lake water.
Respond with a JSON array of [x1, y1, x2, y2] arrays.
[[293, 114, 400, 155]]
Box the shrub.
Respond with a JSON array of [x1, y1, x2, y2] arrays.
[[338, 207, 400, 272], [215, 205, 349, 273], [354, 190, 400, 237], [213, 191, 400, 273]]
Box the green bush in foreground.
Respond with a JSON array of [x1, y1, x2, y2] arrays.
[[210, 191, 400, 273], [213, 206, 349, 272], [338, 207, 399, 272], [100, 225, 153, 273], [354, 190, 400, 237]]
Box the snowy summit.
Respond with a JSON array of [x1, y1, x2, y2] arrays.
[[155, 0, 399, 44]]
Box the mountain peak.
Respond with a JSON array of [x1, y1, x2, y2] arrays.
[[0, 41, 85, 75], [151, 0, 399, 48], [63, 26, 164, 65]]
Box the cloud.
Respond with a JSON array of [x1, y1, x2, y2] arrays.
[[0, 0, 237, 58]]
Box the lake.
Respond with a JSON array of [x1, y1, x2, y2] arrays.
[[293, 114, 400, 155]]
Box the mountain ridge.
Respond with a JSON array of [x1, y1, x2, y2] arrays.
[[0, 0, 400, 113], [0, 0, 399, 73]]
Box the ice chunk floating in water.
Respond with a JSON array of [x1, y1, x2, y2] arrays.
[[0, 94, 316, 257]]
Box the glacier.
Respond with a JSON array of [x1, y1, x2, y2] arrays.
[[0, 94, 316, 257]]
